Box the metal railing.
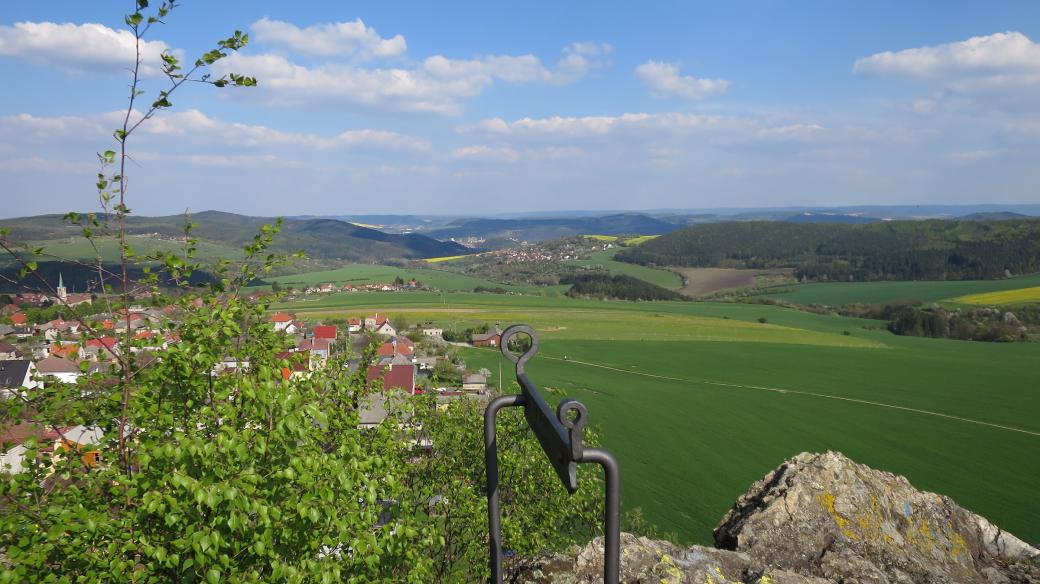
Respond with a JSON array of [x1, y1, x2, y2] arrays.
[[484, 324, 620, 584]]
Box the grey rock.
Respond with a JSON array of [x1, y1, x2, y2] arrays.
[[519, 452, 1039, 584], [516, 532, 832, 583], [714, 451, 1039, 584]]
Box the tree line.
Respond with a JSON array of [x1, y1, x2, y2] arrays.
[[617, 219, 1040, 281], [561, 273, 683, 301]]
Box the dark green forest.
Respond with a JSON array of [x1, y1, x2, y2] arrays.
[[617, 219, 1040, 281], [562, 273, 683, 301]]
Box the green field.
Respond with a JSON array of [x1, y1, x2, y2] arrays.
[[763, 273, 1040, 306], [262, 264, 567, 295], [280, 290, 1040, 546], [567, 249, 683, 289]]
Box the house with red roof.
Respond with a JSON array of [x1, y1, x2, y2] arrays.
[[49, 343, 79, 360], [347, 318, 362, 333], [85, 337, 119, 357], [472, 327, 503, 347], [368, 315, 396, 337], [312, 325, 337, 341], [269, 312, 295, 332], [16, 292, 48, 306], [43, 319, 79, 341], [297, 338, 331, 360], [10, 313, 27, 326], [276, 350, 311, 380], [377, 337, 415, 360], [367, 364, 416, 395]]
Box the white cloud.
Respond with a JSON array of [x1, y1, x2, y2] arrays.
[[0, 156, 95, 174], [251, 17, 406, 59], [466, 112, 726, 137], [755, 123, 826, 141], [948, 149, 1000, 162], [635, 61, 729, 100], [0, 109, 429, 152], [452, 145, 519, 163], [216, 41, 610, 115], [451, 144, 584, 164], [0, 21, 171, 75], [854, 31, 1040, 93]]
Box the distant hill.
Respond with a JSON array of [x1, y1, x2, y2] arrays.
[[425, 213, 679, 245], [0, 211, 467, 263], [616, 219, 1040, 281], [958, 212, 1030, 221], [783, 211, 880, 224]]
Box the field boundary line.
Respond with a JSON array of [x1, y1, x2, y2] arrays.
[[472, 347, 1040, 438]]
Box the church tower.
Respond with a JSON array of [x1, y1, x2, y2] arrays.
[[56, 272, 67, 302]]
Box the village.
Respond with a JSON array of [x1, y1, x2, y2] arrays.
[[0, 277, 505, 475]]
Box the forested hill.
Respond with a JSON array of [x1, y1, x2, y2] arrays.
[[616, 219, 1040, 281], [0, 211, 467, 263]]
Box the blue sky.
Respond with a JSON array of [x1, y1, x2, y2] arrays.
[[2, 1, 1039, 217]]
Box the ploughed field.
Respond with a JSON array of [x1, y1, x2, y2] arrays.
[[276, 289, 1040, 546]]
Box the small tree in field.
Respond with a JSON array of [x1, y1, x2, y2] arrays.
[[0, 3, 602, 581]]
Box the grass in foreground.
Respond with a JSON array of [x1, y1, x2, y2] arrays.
[[283, 291, 1040, 545]]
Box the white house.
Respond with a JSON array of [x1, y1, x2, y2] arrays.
[[422, 328, 444, 339], [0, 360, 37, 399], [0, 443, 29, 474], [35, 356, 82, 384], [372, 321, 396, 337], [270, 312, 294, 332]]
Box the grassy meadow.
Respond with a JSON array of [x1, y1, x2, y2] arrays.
[[762, 272, 1040, 306], [262, 264, 567, 295], [276, 287, 1040, 546], [566, 249, 683, 290]]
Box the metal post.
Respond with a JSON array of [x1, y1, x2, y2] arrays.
[[485, 394, 525, 584], [581, 448, 621, 584], [485, 324, 621, 584]]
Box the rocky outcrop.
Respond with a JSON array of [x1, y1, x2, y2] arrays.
[[518, 451, 1039, 584], [517, 533, 832, 583]]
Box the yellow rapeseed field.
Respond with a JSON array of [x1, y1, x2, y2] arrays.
[[422, 254, 471, 263], [952, 286, 1040, 305]]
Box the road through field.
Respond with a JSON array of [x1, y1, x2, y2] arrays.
[[473, 347, 1040, 438]]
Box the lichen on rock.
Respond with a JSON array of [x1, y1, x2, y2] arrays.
[[517, 451, 1039, 584]]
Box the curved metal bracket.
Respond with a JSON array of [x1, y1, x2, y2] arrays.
[[500, 324, 538, 375], [485, 324, 620, 584]]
